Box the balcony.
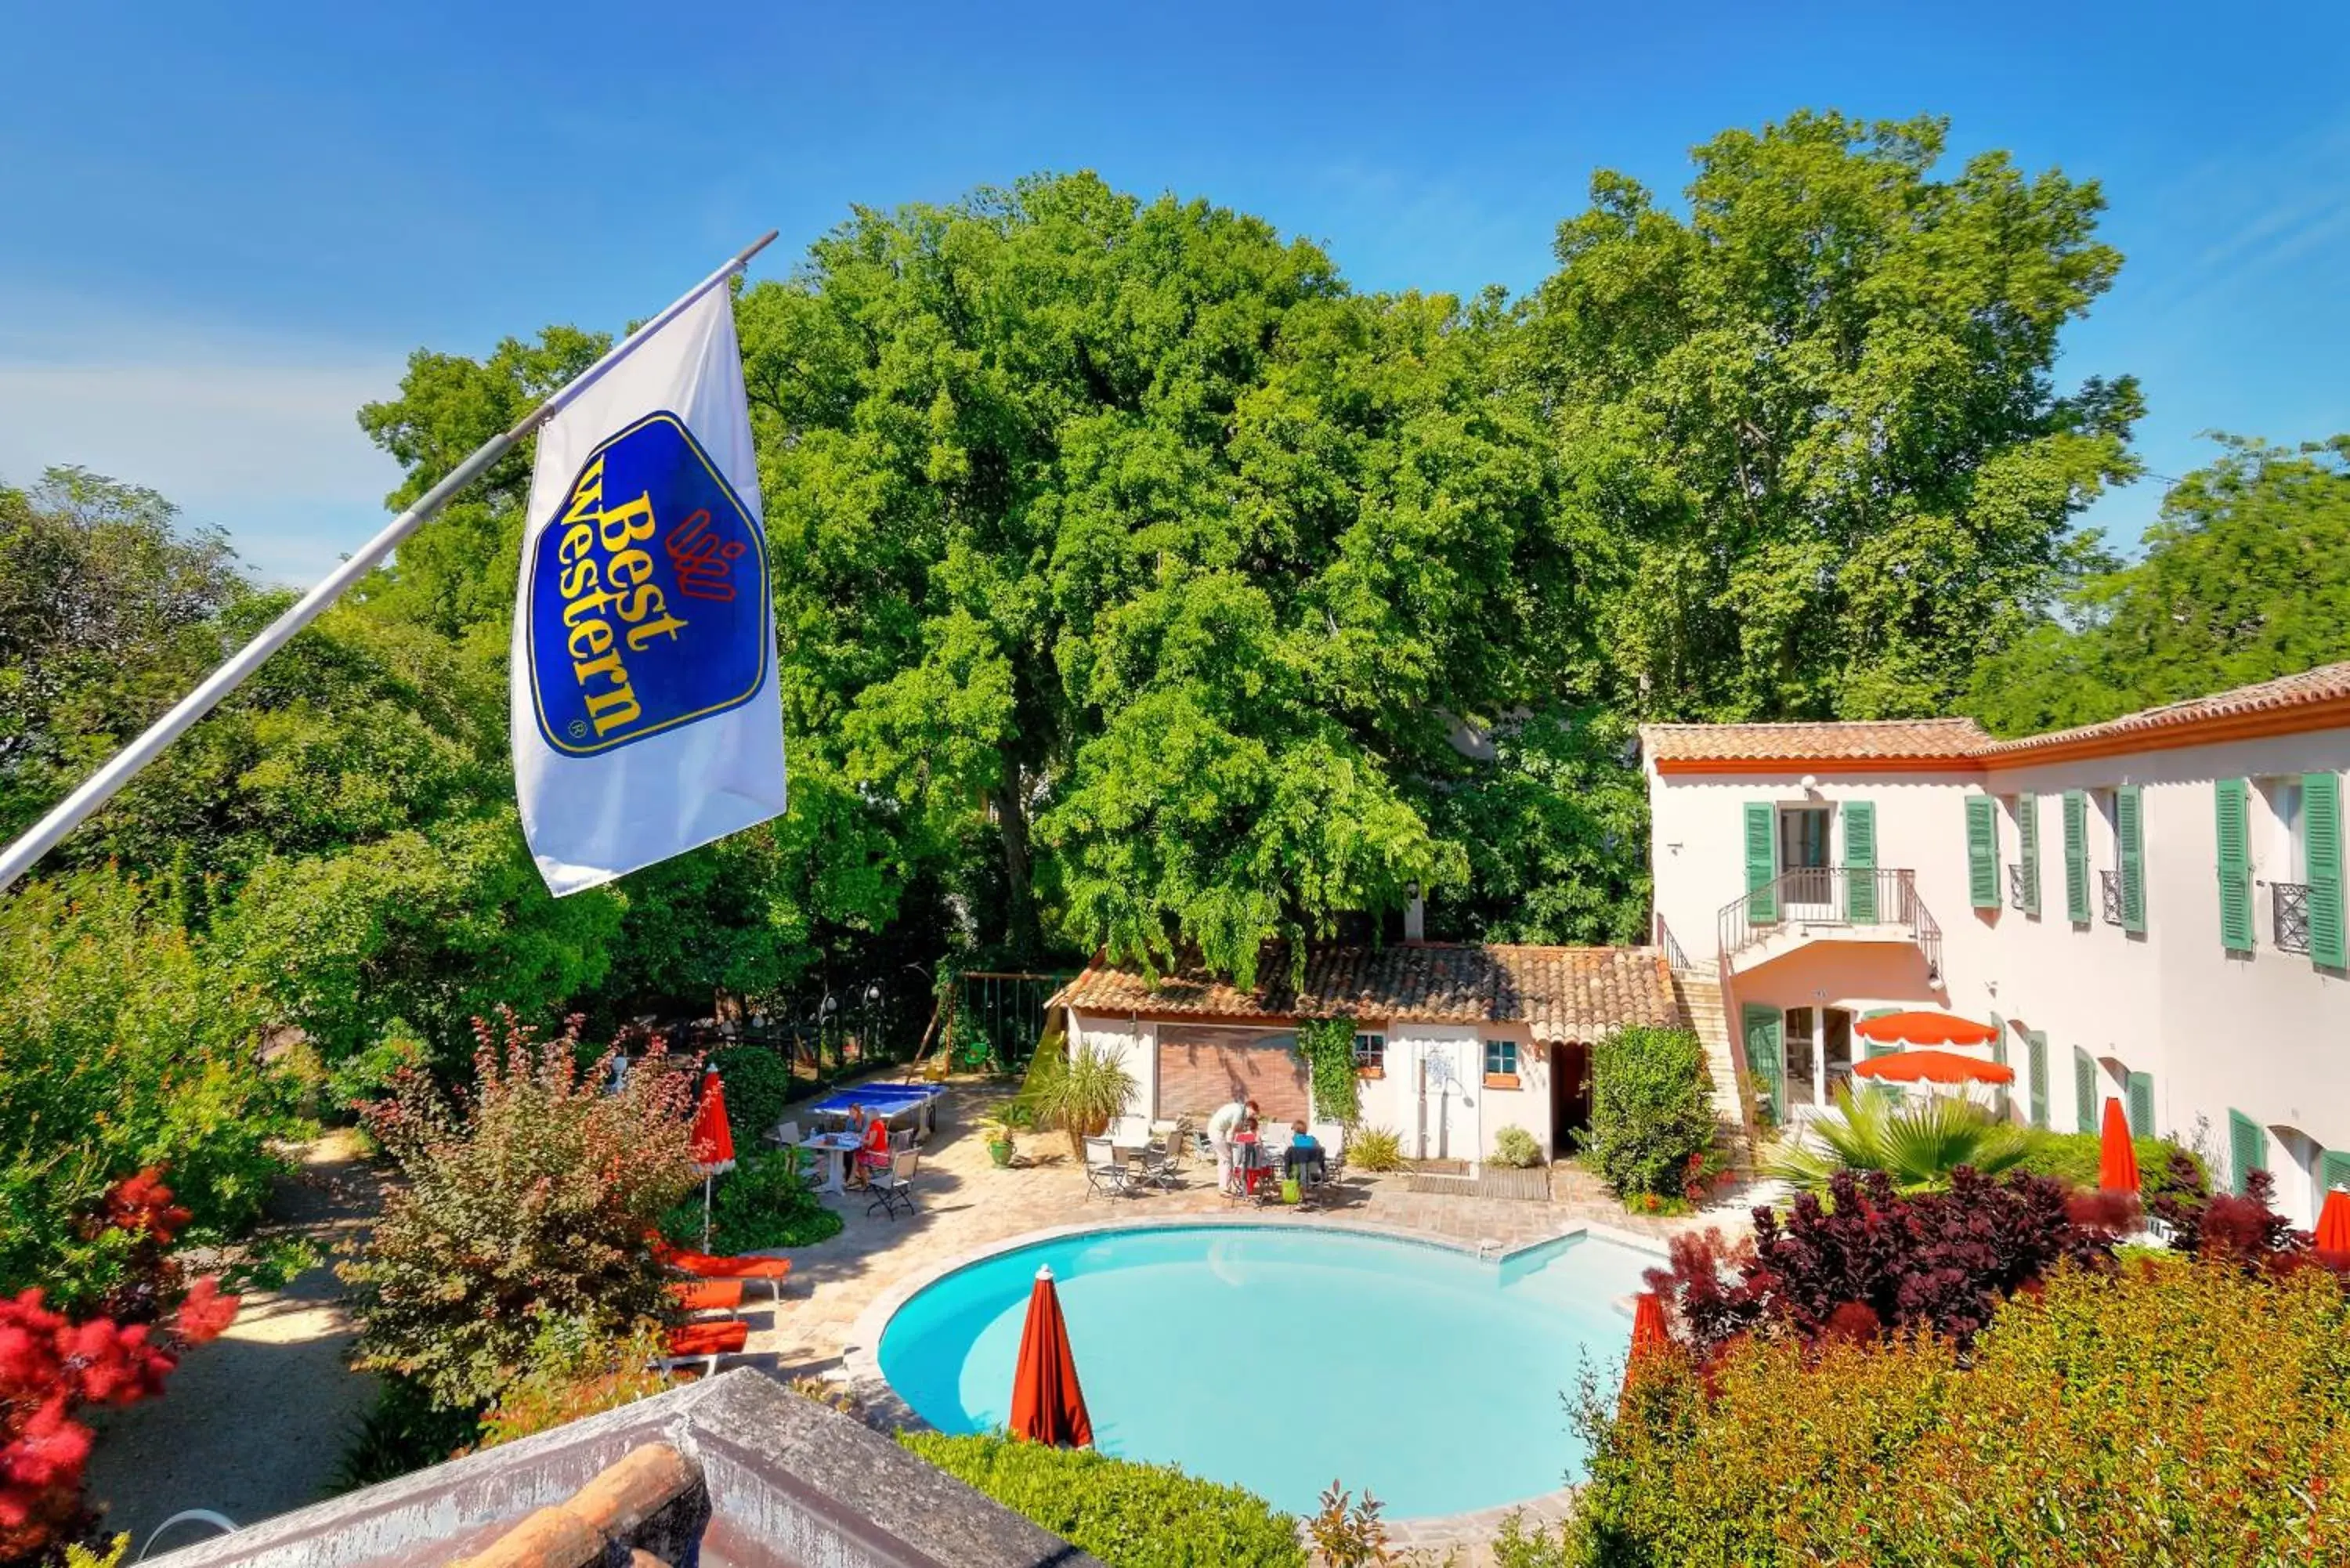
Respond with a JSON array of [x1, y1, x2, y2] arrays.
[[1716, 866, 1943, 984], [2272, 881, 2312, 956], [2100, 869, 2122, 927]]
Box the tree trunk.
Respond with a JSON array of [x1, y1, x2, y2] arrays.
[[996, 757, 1043, 959]]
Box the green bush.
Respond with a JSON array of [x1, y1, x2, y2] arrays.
[[1347, 1125, 1405, 1172], [900, 1432, 1304, 1567], [1578, 1025, 1716, 1200], [2012, 1126, 2206, 1200], [661, 1147, 844, 1252], [0, 869, 297, 1309], [1568, 1259, 2350, 1564], [711, 1045, 797, 1147], [1763, 1086, 2027, 1194], [1491, 1125, 1541, 1169]]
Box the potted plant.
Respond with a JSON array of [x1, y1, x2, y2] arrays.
[[1018, 1041, 1138, 1161], [980, 1115, 1019, 1168]]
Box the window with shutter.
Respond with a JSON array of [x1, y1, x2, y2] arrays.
[[1965, 796, 1999, 909], [1990, 1013, 2009, 1118], [2306, 772, 2346, 969], [2216, 779, 2253, 952], [2320, 1148, 2350, 1195], [2115, 786, 2146, 932], [1860, 1006, 1897, 1057], [1742, 1005, 1784, 1122], [2072, 1047, 2096, 1133], [2026, 1032, 2048, 1128], [2127, 1071, 2153, 1136], [2063, 791, 2089, 923], [2016, 793, 2041, 917], [2228, 1109, 2265, 1196], [1744, 802, 1778, 923], [1844, 801, 1877, 922]]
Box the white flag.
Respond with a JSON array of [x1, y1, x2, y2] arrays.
[[509, 286, 784, 895]]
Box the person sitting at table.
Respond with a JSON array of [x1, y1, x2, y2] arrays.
[[1207, 1097, 1258, 1193], [855, 1111, 891, 1187], [1282, 1120, 1325, 1182]]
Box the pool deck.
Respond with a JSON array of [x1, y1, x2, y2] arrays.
[[734, 1076, 1757, 1558]]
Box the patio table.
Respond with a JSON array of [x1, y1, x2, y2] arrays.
[[803, 1131, 863, 1195]]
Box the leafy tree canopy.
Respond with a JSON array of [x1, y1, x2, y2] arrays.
[[1966, 433, 2350, 735]]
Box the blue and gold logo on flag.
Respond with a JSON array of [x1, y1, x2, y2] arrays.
[[525, 410, 768, 757]]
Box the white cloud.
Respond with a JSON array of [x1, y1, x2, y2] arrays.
[[0, 287, 407, 585]]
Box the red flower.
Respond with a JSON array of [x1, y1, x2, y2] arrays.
[[174, 1277, 240, 1346]]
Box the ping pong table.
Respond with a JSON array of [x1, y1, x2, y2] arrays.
[[801, 1081, 947, 1139]]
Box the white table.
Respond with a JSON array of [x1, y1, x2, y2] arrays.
[[804, 1132, 863, 1195]]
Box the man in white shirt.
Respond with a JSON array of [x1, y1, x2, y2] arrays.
[[1206, 1097, 1256, 1193]]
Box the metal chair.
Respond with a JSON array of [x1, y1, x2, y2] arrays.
[[867, 1148, 921, 1220], [1136, 1126, 1187, 1190], [1083, 1136, 1134, 1200], [767, 1119, 819, 1182]]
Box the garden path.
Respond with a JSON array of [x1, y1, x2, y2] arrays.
[[82, 1129, 384, 1551]]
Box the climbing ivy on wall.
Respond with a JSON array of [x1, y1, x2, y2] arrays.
[[1293, 1017, 1361, 1127]]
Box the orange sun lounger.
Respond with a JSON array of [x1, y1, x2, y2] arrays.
[[660, 1317, 750, 1376], [653, 1240, 793, 1302], [667, 1277, 746, 1314]]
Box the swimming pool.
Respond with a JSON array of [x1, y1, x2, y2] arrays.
[[874, 1223, 1658, 1519]]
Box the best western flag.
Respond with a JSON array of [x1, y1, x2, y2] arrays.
[[509, 285, 784, 894]]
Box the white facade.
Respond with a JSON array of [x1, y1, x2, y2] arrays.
[[1647, 705, 2350, 1224]]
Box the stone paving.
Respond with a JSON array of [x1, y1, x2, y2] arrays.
[[730, 1075, 1757, 1563]]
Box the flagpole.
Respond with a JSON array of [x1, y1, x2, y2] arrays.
[[0, 230, 778, 892]]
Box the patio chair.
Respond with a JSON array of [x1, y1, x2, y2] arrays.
[[1083, 1136, 1134, 1200], [1136, 1126, 1186, 1190], [867, 1148, 922, 1220], [656, 1317, 750, 1376], [767, 1120, 820, 1180]]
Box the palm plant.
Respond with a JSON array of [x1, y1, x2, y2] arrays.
[[1015, 1040, 1138, 1161], [1765, 1084, 2028, 1195]]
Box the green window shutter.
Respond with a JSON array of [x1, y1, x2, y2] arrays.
[[1990, 1013, 2010, 1118], [1844, 802, 1878, 922], [2026, 1032, 2048, 1129], [1742, 1005, 1784, 1122], [1744, 802, 1778, 923], [2126, 1071, 2153, 1137], [2016, 793, 2041, 917], [2115, 786, 2146, 933], [2228, 1109, 2265, 1196], [2306, 772, 2346, 969], [2319, 1148, 2350, 1194], [2072, 1046, 2096, 1134], [2063, 791, 2089, 922], [2215, 779, 2252, 951], [1965, 796, 1999, 910], [1860, 1006, 1898, 1056]]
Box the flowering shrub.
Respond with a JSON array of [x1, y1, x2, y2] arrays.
[[1578, 1026, 1716, 1201], [1647, 1168, 2114, 1360], [475, 1317, 675, 1450], [1570, 1260, 2350, 1565], [339, 1010, 699, 1411]]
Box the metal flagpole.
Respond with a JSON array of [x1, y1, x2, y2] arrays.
[[0, 230, 779, 892]]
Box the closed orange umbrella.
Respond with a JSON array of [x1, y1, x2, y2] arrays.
[[1009, 1265, 1093, 1447], [2098, 1097, 2139, 1194], [688, 1068, 736, 1248], [2316, 1188, 2350, 1255], [1629, 1291, 1669, 1360]]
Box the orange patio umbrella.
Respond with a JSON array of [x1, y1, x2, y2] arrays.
[[1853, 1010, 2000, 1049], [1629, 1292, 1670, 1360], [2098, 1097, 2140, 1195], [1851, 1049, 2015, 1086], [1009, 1265, 1093, 1447], [688, 1068, 736, 1248], [2316, 1187, 2350, 1255]]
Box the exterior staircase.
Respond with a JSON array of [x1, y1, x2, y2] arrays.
[[1668, 962, 1754, 1176]]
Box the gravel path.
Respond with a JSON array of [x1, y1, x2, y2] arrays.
[[83, 1129, 384, 1550]]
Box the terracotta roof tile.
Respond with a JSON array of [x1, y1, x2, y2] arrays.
[[1640, 717, 1991, 764], [1976, 661, 2350, 756], [1055, 943, 1679, 1045]]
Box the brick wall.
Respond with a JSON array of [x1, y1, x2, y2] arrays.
[[1155, 1023, 1310, 1122]]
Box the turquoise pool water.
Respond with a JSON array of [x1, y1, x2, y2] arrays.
[[875, 1223, 1656, 1519]]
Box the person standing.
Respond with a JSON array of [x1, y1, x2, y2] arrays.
[[1207, 1097, 1257, 1193]]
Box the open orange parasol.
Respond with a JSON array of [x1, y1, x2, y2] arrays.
[[1853, 1011, 2000, 1049], [1851, 1049, 2015, 1086], [2098, 1097, 2140, 1194], [2316, 1187, 2350, 1255], [1009, 1265, 1093, 1447]]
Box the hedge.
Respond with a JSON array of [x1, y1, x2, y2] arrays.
[[1571, 1259, 2350, 1564], [2011, 1125, 2206, 1200], [899, 1432, 1304, 1567], [1577, 1025, 1715, 1199]]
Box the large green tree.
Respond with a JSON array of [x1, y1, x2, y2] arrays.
[[1526, 110, 2140, 722], [741, 174, 1597, 979], [1967, 434, 2350, 735]]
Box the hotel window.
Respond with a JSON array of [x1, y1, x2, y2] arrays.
[[1484, 1039, 1519, 1079], [2259, 778, 2310, 954], [1353, 1032, 1386, 1073]]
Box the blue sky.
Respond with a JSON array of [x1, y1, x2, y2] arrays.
[[2, 1, 2343, 584]]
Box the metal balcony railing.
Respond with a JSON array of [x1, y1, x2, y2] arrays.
[[2099, 869, 2123, 927], [2272, 881, 2312, 955], [2006, 863, 2025, 909], [1716, 866, 1943, 984]]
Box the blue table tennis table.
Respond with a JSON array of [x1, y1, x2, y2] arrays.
[[801, 1081, 947, 1139]]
